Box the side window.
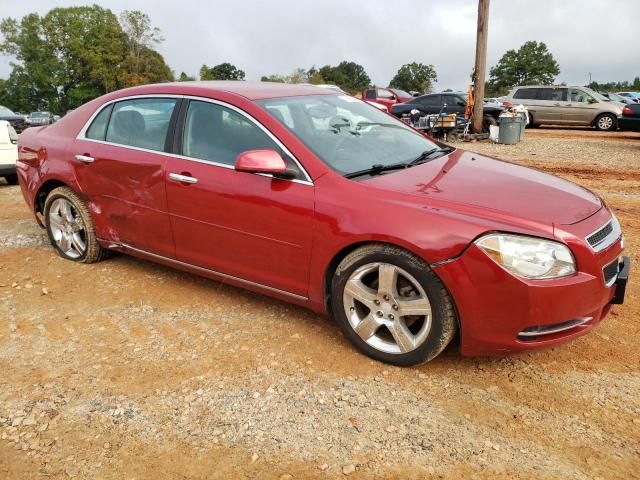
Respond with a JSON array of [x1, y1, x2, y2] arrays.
[[377, 89, 394, 99], [513, 88, 538, 100], [539, 88, 567, 101], [418, 95, 441, 106], [182, 100, 281, 167], [570, 89, 591, 103], [364, 89, 376, 99], [105, 98, 176, 151], [85, 104, 113, 141]]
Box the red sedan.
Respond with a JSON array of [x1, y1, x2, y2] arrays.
[[16, 82, 629, 365]]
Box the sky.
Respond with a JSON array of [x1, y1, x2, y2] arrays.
[[1, 0, 639, 91]]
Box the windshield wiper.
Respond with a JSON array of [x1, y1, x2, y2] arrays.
[[344, 162, 410, 179], [407, 146, 454, 166], [344, 146, 455, 180]]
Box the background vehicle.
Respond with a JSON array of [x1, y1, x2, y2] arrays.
[[617, 92, 640, 103], [505, 85, 624, 130], [600, 91, 634, 104], [391, 92, 503, 130], [619, 103, 640, 131], [0, 120, 19, 184], [0, 105, 28, 133], [16, 82, 628, 366], [28, 111, 56, 126], [361, 87, 413, 110]]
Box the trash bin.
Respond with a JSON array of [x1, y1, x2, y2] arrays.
[[498, 116, 521, 144]]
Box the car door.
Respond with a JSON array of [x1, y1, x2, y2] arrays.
[[72, 97, 177, 258], [416, 95, 441, 114], [164, 99, 314, 297], [375, 88, 397, 110], [564, 88, 599, 124], [443, 95, 466, 114], [535, 87, 569, 124]]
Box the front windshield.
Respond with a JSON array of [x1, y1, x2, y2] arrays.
[[389, 88, 411, 98], [257, 95, 442, 176], [0, 106, 16, 116]]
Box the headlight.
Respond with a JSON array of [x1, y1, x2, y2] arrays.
[[475, 233, 576, 280]]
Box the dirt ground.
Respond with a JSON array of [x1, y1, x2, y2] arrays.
[[0, 127, 638, 479]]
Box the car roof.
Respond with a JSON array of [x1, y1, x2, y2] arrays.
[[106, 81, 338, 101]]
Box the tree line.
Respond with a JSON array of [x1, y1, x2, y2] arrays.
[[1, 7, 637, 115]]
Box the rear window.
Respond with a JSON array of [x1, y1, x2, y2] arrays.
[[513, 88, 539, 100]]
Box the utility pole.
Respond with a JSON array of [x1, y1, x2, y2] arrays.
[[471, 0, 490, 133]]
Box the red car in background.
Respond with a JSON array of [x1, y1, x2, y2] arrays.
[[16, 82, 629, 365], [361, 87, 414, 110]]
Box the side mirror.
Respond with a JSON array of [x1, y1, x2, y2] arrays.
[[235, 149, 296, 178], [457, 101, 466, 107], [588, 97, 597, 104]]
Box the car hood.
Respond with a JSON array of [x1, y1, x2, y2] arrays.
[[365, 150, 601, 226]]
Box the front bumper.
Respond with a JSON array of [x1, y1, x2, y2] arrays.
[[433, 214, 628, 356]]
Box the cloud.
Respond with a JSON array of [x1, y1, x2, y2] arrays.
[[1, 0, 639, 92]]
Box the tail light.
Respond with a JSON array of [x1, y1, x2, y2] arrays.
[[623, 106, 632, 115]]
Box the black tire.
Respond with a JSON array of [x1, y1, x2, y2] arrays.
[[44, 186, 107, 263], [4, 174, 18, 185], [331, 243, 457, 366], [482, 115, 497, 132], [594, 113, 617, 131], [527, 113, 540, 128]]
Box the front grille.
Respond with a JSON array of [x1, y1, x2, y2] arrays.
[[603, 258, 620, 286], [587, 221, 613, 248]]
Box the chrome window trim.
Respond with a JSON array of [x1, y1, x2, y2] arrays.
[[75, 93, 313, 186], [585, 216, 622, 253]]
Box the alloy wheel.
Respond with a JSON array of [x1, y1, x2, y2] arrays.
[[598, 115, 613, 130], [48, 198, 87, 259], [342, 262, 432, 354]]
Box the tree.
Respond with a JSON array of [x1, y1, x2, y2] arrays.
[[389, 62, 437, 94], [318, 61, 370, 93], [200, 63, 245, 81], [118, 10, 172, 87], [260, 74, 286, 83], [0, 6, 173, 113], [487, 41, 560, 94], [178, 72, 196, 81]]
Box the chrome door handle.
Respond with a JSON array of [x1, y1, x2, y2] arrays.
[[169, 173, 198, 184], [74, 154, 95, 163]]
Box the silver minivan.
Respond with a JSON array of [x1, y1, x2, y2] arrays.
[[505, 86, 624, 131]]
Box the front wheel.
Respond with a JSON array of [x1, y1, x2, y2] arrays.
[[44, 186, 107, 263], [595, 113, 617, 131], [331, 244, 457, 366]]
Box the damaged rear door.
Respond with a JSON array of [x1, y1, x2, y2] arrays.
[[71, 96, 178, 258]]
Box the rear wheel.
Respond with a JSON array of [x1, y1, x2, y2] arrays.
[[595, 113, 617, 131], [527, 113, 540, 128], [44, 186, 107, 263], [331, 244, 457, 366], [4, 174, 18, 185]]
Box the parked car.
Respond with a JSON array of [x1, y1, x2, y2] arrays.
[[616, 92, 640, 103], [361, 87, 413, 110], [600, 91, 634, 105], [619, 103, 640, 131], [28, 111, 56, 126], [16, 82, 629, 365], [391, 92, 503, 130], [0, 105, 28, 133], [0, 120, 19, 185], [504, 86, 624, 130]]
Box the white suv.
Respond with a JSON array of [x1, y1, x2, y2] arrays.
[[0, 120, 19, 185]]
